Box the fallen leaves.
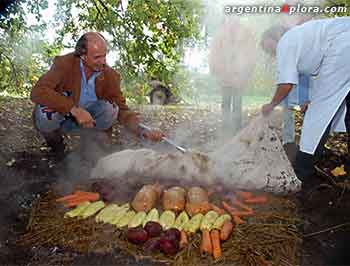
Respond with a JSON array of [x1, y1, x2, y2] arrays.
[[331, 165, 347, 177], [6, 158, 16, 167]]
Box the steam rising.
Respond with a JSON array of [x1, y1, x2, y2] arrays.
[[91, 115, 301, 194]]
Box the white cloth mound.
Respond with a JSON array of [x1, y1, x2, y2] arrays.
[[90, 115, 301, 194]]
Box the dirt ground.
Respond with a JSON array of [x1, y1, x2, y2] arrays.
[[1, 96, 350, 265]]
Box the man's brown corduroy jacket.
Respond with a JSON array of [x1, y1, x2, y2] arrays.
[[31, 52, 137, 127]]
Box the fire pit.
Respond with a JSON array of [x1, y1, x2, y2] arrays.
[[19, 177, 302, 266]]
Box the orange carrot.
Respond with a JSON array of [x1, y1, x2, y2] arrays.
[[244, 196, 268, 204], [73, 191, 100, 201], [236, 190, 253, 200], [220, 220, 234, 241], [232, 199, 253, 213], [57, 191, 100, 205], [211, 229, 222, 260], [210, 203, 226, 215], [56, 194, 78, 202], [222, 201, 238, 212], [180, 230, 188, 249], [64, 199, 90, 208], [200, 230, 213, 255], [222, 201, 253, 216], [233, 215, 245, 225]]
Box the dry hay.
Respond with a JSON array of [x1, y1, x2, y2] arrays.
[[19, 180, 302, 266]]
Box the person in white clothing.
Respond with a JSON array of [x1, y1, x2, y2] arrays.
[[262, 17, 350, 187], [261, 25, 311, 164]]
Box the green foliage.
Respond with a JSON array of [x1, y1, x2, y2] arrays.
[[0, 0, 203, 101], [53, 0, 203, 102], [0, 0, 63, 95], [325, 0, 350, 17]]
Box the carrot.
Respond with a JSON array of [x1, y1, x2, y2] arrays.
[[244, 196, 268, 204], [236, 190, 253, 200], [180, 230, 188, 249], [222, 201, 238, 212], [220, 220, 234, 241], [232, 199, 253, 213], [222, 201, 253, 216], [64, 199, 90, 208], [73, 191, 100, 201], [233, 215, 245, 225], [210, 203, 226, 215], [200, 230, 213, 255], [57, 191, 100, 205], [211, 229, 222, 260], [56, 194, 78, 202]]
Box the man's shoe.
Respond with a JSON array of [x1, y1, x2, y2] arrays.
[[43, 130, 66, 159]]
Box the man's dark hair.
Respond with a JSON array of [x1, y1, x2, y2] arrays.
[[260, 25, 288, 54], [74, 32, 106, 56]]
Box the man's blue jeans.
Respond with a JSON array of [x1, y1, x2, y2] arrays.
[[34, 100, 119, 134]]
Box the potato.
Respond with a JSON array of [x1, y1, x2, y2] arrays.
[[163, 228, 181, 242], [131, 184, 162, 212], [144, 221, 163, 238], [144, 238, 161, 254], [162, 186, 186, 212], [127, 227, 148, 245], [159, 237, 179, 256], [185, 187, 210, 217]]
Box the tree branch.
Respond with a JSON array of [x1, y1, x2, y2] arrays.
[[91, 0, 105, 20]]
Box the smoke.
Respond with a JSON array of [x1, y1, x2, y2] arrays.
[[91, 114, 301, 194], [52, 128, 120, 194]]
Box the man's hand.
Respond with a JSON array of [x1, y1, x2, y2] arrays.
[[143, 130, 164, 142], [70, 106, 95, 128], [262, 103, 275, 116]]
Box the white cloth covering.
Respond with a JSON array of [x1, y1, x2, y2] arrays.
[[91, 115, 301, 194]]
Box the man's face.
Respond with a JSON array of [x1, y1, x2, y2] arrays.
[[82, 39, 107, 72]]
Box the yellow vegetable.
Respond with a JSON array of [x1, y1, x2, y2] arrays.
[[142, 208, 159, 227], [331, 165, 347, 177], [159, 210, 176, 230], [110, 207, 129, 225], [64, 202, 91, 218], [95, 204, 120, 223], [79, 201, 105, 219], [116, 210, 136, 228], [200, 210, 219, 231], [128, 211, 147, 228], [183, 213, 204, 233], [212, 214, 232, 230], [173, 211, 189, 231]]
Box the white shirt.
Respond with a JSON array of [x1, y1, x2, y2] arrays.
[[276, 17, 350, 154], [276, 17, 350, 85]]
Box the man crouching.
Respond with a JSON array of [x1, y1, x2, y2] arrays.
[[31, 32, 163, 157]]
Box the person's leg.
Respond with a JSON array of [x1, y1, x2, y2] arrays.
[[85, 100, 119, 132], [33, 105, 66, 153], [282, 107, 299, 164], [296, 31, 350, 187], [295, 124, 331, 191], [282, 107, 296, 145]]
